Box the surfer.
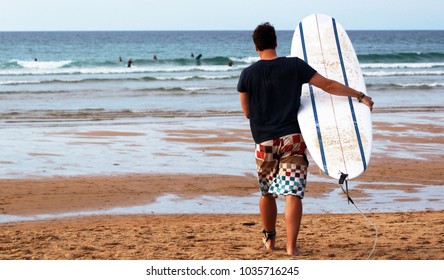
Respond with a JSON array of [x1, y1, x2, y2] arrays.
[[227, 59, 233, 67], [127, 58, 133, 68], [237, 22, 373, 256]]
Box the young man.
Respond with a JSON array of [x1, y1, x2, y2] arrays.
[[237, 22, 373, 256]]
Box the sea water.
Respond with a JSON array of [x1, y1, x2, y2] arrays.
[[0, 30, 443, 217], [1, 31, 444, 122]]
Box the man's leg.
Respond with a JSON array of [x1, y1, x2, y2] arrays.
[[260, 193, 277, 250], [285, 195, 303, 256]]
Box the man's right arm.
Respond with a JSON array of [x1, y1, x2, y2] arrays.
[[239, 92, 250, 119]]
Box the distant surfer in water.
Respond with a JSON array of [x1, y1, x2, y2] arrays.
[[127, 58, 133, 67], [237, 22, 373, 256]]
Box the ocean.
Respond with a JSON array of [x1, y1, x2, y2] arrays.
[[2, 31, 444, 119], [0, 30, 443, 216]]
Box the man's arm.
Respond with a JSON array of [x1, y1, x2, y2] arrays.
[[239, 92, 250, 119], [309, 73, 374, 111]]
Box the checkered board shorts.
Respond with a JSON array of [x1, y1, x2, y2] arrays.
[[255, 133, 309, 198]]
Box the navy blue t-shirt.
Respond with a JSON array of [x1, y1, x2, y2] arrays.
[[237, 57, 317, 144]]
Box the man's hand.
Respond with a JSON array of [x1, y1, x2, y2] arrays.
[[361, 95, 374, 111]]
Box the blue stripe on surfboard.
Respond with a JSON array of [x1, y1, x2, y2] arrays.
[[299, 22, 329, 175], [332, 18, 367, 171]]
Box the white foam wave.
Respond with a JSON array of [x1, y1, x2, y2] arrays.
[[0, 64, 240, 76], [151, 74, 236, 81], [232, 56, 259, 64], [0, 74, 237, 86], [398, 82, 444, 88], [0, 80, 41, 85], [13, 60, 72, 69], [363, 70, 444, 77], [181, 87, 211, 91], [361, 62, 444, 69], [198, 75, 234, 80], [368, 82, 444, 89]]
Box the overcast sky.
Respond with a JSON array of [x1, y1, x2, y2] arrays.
[[2, 0, 443, 31]]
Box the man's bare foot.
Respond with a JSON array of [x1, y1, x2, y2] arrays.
[[263, 237, 276, 251], [287, 247, 300, 256]]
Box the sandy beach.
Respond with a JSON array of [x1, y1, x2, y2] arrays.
[[0, 118, 443, 260], [1, 211, 443, 260]]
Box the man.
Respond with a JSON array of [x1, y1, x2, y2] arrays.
[[237, 22, 373, 256]]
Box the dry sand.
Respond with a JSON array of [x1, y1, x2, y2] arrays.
[[1, 211, 443, 260]]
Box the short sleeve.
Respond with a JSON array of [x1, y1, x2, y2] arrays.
[[295, 58, 317, 83]]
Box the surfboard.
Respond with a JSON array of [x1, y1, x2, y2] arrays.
[[290, 14, 372, 180]]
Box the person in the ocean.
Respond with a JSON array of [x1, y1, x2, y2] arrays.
[[127, 58, 133, 67]]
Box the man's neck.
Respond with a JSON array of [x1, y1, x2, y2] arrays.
[[258, 49, 278, 60]]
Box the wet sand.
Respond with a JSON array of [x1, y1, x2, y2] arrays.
[[0, 120, 443, 260]]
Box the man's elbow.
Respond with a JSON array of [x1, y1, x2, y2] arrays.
[[310, 73, 337, 93]]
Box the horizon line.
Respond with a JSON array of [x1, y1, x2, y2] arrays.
[[1, 28, 443, 32]]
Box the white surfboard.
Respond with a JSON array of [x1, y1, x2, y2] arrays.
[[291, 14, 372, 180]]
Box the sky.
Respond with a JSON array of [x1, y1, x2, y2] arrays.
[[2, 0, 444, 31]]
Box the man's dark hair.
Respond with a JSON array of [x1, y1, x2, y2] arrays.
[[252, 22, 277, 51]]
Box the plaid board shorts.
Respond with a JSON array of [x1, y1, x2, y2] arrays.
[[255, 133, 309, 198]]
